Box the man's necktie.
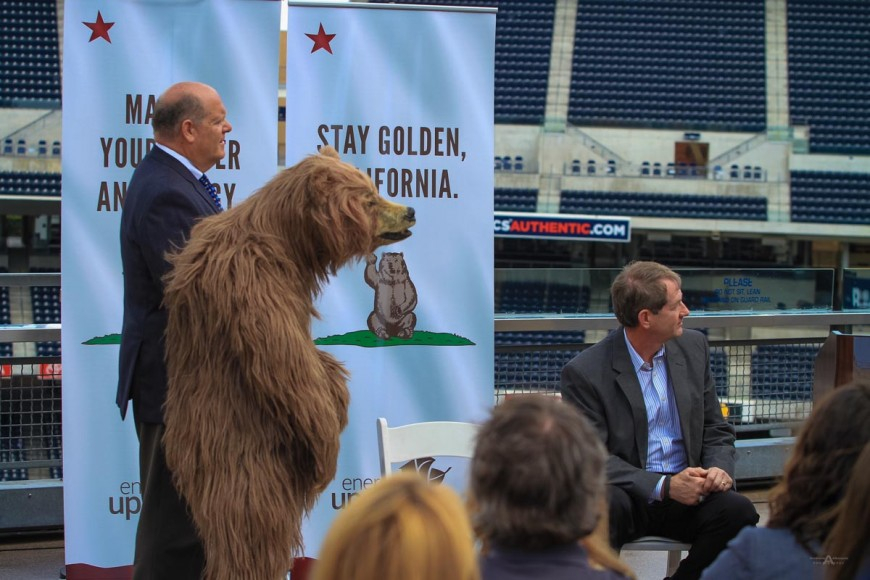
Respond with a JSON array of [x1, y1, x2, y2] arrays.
[[199, 174, 223, 211]]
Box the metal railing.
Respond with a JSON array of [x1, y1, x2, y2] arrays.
[[495, 311, 870, 481], [495, 337, 820, 433], [1, 282, 869, 526], [0, 273, 62, 531], [0, 357, 62, 481], [495, 311, 870, 436]]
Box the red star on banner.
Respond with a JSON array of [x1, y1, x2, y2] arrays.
[[305, 23, 336, 54], [83, 11, 114, 43]]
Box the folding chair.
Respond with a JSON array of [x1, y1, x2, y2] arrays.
[[376, 417, 479, 476], [621, 536, 691, 577], [376, 418, 689, 576]]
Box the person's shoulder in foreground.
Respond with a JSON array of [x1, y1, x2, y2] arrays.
[[481, 542, 632, 580], [701, 526, 820, 580], [705, 380, 870, 580]]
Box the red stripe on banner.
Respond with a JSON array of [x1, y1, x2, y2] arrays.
[[1, 364, 12, 377], [65, 563, 133, 579], [291, 557, 316, 580]]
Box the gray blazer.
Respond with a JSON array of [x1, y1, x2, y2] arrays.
[[560, 328, 735, 501]]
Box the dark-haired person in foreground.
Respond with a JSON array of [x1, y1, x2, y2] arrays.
[[702, 380, 870, 579], [561, 261, 758, 580], [470, 394, 635, 580]]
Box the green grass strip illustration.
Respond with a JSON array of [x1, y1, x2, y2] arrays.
[[86, 330, 475, 348]]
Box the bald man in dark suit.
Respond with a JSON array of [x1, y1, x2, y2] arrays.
[[117, 81, 230, 580], [561, 261, 758, 580]]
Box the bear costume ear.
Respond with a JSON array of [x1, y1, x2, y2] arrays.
[[319, 145, 340, 159]]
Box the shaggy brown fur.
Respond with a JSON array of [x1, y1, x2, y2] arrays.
[[161, 146, 415, 580]]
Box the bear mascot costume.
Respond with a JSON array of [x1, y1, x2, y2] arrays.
[[161, 146, 415, 580]]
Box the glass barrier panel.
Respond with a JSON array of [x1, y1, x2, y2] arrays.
[[844, 269, 870, 311], [494, 268, 835, 315]]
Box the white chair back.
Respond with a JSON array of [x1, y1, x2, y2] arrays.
[[376, 417, 480, 476]]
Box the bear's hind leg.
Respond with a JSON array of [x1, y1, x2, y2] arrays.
[[395, 313, 416, 339], [367, 311, 390, 340]]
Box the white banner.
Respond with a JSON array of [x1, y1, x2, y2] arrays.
[[285, 2, 496, 559], [61, 1, 280, 576]]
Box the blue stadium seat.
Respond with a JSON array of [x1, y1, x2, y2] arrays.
[[787, 0, 870, 154], [560, 190, 767, 221], [791, 170, 870, 225], [0, 0, 61, 106], [29, 282, 61, 356], [0, 285, 12, 357], [568, 0, 766, 131], [495, 188, 537, 213], [751, 345, 817, 400], [0, 171, 61, 197]]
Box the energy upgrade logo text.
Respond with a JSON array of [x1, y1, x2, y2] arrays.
[[494, 212, 631, 242]]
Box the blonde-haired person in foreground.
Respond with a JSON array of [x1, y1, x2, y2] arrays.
[[313, 470, 479, 580], [470, 395, 635, 580]]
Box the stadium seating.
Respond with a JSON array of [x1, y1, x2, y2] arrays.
[[495, 343, 730, 405], [568, 0, 766, 131], [30, 284, 60, 356], [0, 0, 61, 106], [682, 288, 723, 312], [495, 330, 586, 346], [710, 347, 729, 398], [790, 170, 870, 225], [0, 284, 11, 357], [495, 155, 528, 172], [496, 281, 590, 314], [560, 190, 768, 221], [787, 0, 870, 154], [495, 350, 567, 392], [0, 437, 28, 482], [750, 344, 816, 400], [496, 280, 547, 313], [0, 171, 61, 197], [495, 188, 537, 212]]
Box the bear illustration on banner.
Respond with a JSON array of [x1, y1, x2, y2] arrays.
[[365, 252, 418, 339]]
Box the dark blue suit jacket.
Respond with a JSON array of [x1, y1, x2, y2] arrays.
[[117, 145, 220, 423]]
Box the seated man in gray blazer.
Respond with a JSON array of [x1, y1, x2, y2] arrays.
[[561, 261, 758, 580]]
